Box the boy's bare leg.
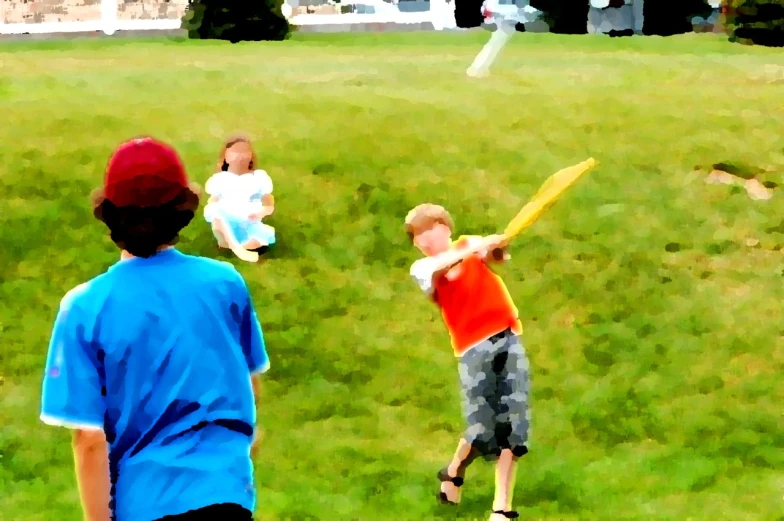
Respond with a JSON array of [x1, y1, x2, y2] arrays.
[[440, 438, 478, 504], [491, 449, 517, 516]]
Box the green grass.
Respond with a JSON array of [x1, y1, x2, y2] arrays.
[[1, 31, 784, 521]]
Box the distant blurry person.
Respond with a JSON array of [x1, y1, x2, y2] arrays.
[[204, 135, 276, 263], [465, 0, 540, 77]]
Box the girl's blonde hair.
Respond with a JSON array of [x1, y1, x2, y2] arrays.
[[404, 203, 454, 239], [217, 134, 258, 173]]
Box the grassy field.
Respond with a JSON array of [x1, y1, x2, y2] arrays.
[[1, 31, 783, 521]]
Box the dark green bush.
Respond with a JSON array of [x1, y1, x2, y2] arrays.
[[454, 0, 485, 29], [529, 0, 590, 34], [182, 0, 293, 43], [531, 0, 715, 36], [724, 0, 784, 47], [642, 0, 714, 36]]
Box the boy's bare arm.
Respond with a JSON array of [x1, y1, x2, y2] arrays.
[[439, 235, 507, 269], [424, 235, 503, 286], [426, 255, 465, 288], [252, 373, 262, 399], [432, 238, 492, 271], [72, 430, 111, 521], [478, 235, 510, 264], [251, 373, 262, 457], [412, 235, 505, 296]]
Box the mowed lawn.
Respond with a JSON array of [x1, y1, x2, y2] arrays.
[[1, 31, 783, 521]]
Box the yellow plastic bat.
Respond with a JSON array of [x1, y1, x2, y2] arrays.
[[502, 158, 597, 241]]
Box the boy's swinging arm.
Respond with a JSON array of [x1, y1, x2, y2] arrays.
[[426, 157, 597, 271], [412, 158, 597, 296], [428, 235, 504, 274]]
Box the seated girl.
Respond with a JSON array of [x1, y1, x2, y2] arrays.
[[204, 136, 276, 262]]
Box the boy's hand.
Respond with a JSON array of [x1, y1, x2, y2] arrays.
[[482, 234, 511, 262], [251, 428, 263, 458], [483, 234, 508, 250]]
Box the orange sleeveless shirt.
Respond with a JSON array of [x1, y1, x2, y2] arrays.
[[432, 237, 522, 356]]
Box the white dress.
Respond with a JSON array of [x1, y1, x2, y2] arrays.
[[203, 170, 276, 247]]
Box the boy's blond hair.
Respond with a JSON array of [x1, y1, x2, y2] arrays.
[[404, 203, 454, 239]]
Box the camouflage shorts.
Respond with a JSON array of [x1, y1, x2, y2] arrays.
[[458, 329, 531, 458]]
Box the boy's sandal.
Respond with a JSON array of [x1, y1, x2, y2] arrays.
[[437, 491, 457, 506], [492, 511, 519, 519], [436, 468, 463, 505]]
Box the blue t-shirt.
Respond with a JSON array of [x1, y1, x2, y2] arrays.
[[40, 248, 269, 521]]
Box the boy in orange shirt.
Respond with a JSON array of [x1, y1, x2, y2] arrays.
[[406, 203, 530, 521]]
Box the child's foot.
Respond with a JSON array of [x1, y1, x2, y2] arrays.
[[230, 245, 259, 263], [243, 240, 270, 256], [437, 468, 462, 505], [244, 239, 263, 250], [439, 481, 461, 504]]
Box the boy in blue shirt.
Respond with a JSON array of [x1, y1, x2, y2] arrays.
[[40, 137, 270, 521]]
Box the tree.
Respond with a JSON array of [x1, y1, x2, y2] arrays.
[[530, 0, 591, 34], [641, 0, 714, 36], [182, 0, 293, 43], [454, 0, 485, 29], [724, 0, 784, 47]]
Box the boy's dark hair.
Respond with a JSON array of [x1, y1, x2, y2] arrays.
[[91, 184, 201, 258], [96, 137, 201, 258]]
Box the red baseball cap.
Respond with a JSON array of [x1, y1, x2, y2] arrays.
[[104, 137, 189, 207]]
